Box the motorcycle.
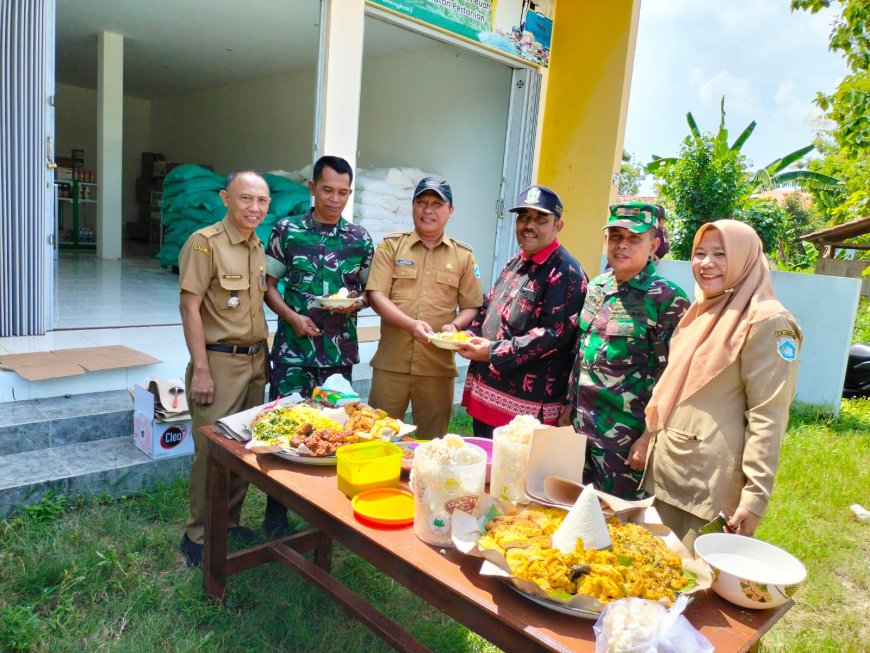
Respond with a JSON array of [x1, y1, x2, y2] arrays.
[[843, 343, 870, 399]]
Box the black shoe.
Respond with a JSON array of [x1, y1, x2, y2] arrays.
[[227, 526, 258, 544], [179, 532, 203, 568], [263, 495, 291, 539], [262, 512, 292, 539]]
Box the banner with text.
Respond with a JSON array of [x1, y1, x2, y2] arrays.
[[369, 0, 554, 67]]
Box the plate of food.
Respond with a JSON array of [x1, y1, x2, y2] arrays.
[[316, 288, 360, 309], [248, 401, 415, 464], [427, 331, 469, 350], [458, 487, 709, 617]]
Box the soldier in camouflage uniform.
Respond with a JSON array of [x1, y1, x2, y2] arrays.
[[263, 155, 373, 534], [560, 202, 689, 500]]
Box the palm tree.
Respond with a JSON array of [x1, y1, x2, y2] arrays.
[[646, 97, 840, 192]]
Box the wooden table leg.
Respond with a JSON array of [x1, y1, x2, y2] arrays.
[[314, 531, 332, 572], [203, 449, 229, 599]]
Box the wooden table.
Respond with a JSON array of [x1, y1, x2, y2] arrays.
[[202, 426, 792, 653]]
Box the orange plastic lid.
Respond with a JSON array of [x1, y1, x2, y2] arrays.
[[351, 488, 414, 527]]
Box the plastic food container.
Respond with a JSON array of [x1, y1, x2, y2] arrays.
[[412, 438, 487, 547], [336, 441, 402, 497], [489, 425, 533, 503]]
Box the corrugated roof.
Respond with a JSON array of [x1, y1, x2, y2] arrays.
[[801, 216, 870, 243]]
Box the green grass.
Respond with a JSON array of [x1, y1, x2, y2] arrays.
[[1, 406, 868, 652], [756, 399, 870, 653], [852, 297, 870, 343]]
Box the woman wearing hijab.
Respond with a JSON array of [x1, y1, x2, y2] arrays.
[[631, 219, 801, 539]]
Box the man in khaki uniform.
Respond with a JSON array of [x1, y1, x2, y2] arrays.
[[366, 177, 483, 438], [178, 170, 270, 567]]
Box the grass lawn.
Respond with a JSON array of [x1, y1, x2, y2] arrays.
[[1, 404, 868, 652]]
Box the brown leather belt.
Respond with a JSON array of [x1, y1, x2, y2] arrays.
[[205, 343, 263, 355]]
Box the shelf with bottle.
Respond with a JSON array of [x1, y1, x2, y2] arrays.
[[56, 180, 97, 248]]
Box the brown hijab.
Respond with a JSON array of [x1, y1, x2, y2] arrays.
[[645, 219, 787, 432]]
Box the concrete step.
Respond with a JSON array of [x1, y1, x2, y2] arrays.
[[0, 435, 191, 517], [0, 390, 133, 456]]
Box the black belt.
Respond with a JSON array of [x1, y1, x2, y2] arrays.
[[206, 342, 263, 355]]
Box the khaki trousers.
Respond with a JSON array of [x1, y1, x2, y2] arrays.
[[368, 368, 453, 439], [185, 348, 267, 544], [653, 498, 709, 542]]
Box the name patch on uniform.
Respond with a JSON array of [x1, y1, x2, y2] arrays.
[[473, 264, 480, 278], [222, 274, 243, 280], [777, 336, 798, 362], [396, 259, 415, 266], [193, 245, 210, 255]]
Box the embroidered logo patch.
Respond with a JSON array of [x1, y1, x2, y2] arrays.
[[473, 264, 480, 279], [193, 245, 210, 255], [396, 259, 415, 266], [777, 337, 797, 362], [526, 187, 541, 204]]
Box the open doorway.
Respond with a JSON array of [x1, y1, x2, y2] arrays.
[[52, 0, 322, 328]]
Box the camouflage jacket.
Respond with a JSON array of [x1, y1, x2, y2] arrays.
[[266, 210, 374, 367], [567, 262, 689, 450]]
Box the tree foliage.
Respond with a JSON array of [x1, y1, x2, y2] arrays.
[[656, 132, 749, 259], [792, 0, 869, 226], [618, 150, 645, 195], [646, 98, 827, 259], [791, 0, 870, 153]]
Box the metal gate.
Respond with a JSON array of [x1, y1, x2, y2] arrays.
[[0, 0, 55, 336]]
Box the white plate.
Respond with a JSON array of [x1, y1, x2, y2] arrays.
[[317, 297, 359, 309], [274, 449, 338, 465], [428, 335, 462, 350], [504, 581, 601, 619]]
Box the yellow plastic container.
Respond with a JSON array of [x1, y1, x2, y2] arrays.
[[336, 441, 402, 497]]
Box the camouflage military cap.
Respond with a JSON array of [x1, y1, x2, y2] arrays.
[[604, 202, 660, 233]]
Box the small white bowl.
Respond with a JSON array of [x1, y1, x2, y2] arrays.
[[694, 533, 806, 609]]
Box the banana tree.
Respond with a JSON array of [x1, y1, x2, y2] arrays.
[[646, 97, 840, 192]]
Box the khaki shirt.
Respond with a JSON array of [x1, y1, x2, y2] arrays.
[[366, 231, 483, 377], [178, 216, 268, 345], [644, 313, 801, 521]]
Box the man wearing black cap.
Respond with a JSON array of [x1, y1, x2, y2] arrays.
[[365, 176, 483, 438], [457, 185, 588, 437], [559, 202, 689, 500]]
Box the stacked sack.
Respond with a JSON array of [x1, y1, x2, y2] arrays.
[[157, 165, 310, 269], [157, 165, 226, 269], [353, 167, 431, 244]]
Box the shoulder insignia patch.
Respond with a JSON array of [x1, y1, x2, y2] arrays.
[[193, 244, 210, 255], [777, 336, 798, 362], [453, 238, 473, 251], [775, 329, 798, 340], [473, 264, 480, 278]]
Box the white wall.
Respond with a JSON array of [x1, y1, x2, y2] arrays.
[[358, 43, 512, 291], [149, 68, 316, 175], [657, 260, 861, 414], [56, 83, 151, 228]]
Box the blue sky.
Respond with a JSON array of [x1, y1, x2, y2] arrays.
[[623, 0, 848, 194]]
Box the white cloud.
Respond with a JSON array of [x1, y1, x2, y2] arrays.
[[697, 70, 758, 114]]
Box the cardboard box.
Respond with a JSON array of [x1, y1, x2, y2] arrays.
[[132, 384, 194, 459]]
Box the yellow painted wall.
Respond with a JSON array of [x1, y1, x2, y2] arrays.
[[537, 1, 641, 274]]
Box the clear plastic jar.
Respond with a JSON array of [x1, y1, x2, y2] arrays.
[[412, 439, 486, 547], [489, 425, 533, 503]]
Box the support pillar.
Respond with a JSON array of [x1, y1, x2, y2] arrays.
[[97, 31, 123, 259], [315, 0, 365, 220], [536, 1, 642, 274]]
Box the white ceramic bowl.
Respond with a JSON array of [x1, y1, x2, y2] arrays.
[[694, 533, 806, 609]]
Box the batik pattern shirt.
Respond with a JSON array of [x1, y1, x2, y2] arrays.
[[462, 242, 588, 427], [266, 210, 374, 367], [567, 262, 689, 450]]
